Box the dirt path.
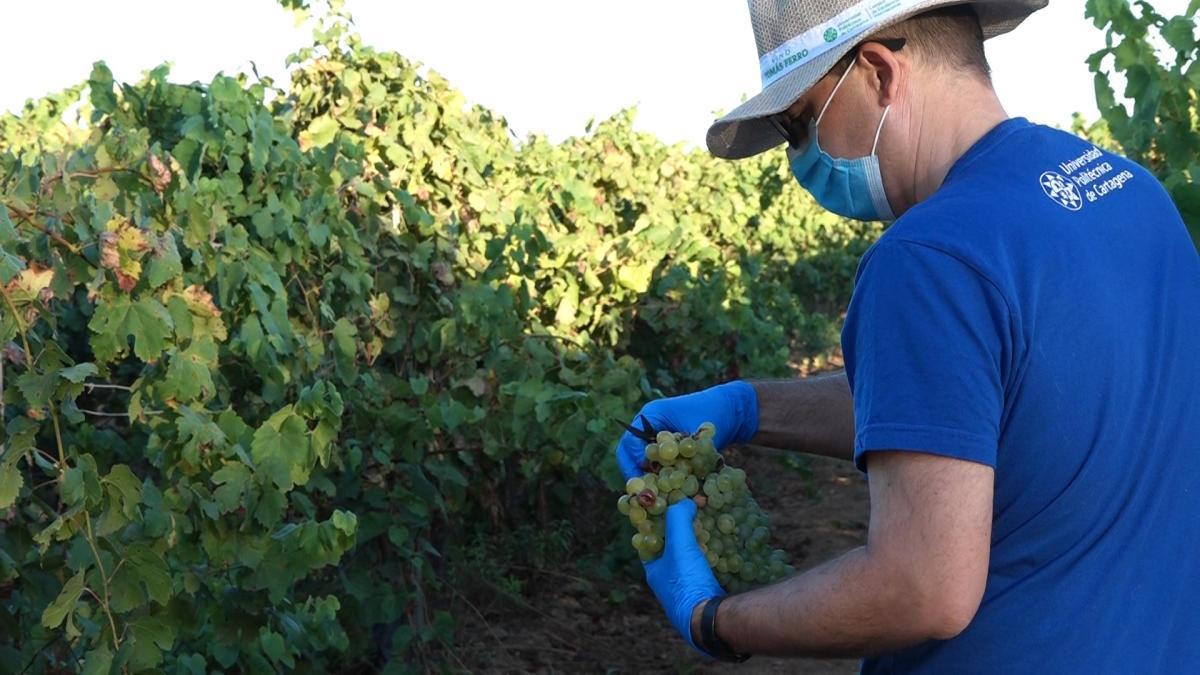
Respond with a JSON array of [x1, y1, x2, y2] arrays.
[[457, 449, 871, 674]]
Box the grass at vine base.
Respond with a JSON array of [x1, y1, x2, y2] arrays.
[[456, 447, 871, 674]]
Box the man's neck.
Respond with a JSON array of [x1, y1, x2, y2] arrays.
[[903, 78, 1008, 212]]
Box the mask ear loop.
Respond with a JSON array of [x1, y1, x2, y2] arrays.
[[871, 105, 891, 156], [816, 59, 857, 126]]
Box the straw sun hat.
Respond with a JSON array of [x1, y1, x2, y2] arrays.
[[707, 0, 1048, 159]]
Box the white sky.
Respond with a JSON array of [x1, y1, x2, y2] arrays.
[[2, 1, 1190, 149]]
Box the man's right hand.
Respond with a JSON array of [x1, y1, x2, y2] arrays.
[[615, 380, 759, 480]]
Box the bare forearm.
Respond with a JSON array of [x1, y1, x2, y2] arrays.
[[691, 452, 993, 658], [748, 371, 855, 461], [696, 547, 946, 658]]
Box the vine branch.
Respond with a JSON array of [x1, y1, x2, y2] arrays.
[[82, 512, 122, 650], [3, 203, 81, 254]]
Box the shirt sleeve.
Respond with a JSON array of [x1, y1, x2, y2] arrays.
[[842, 239, 1014, 473]]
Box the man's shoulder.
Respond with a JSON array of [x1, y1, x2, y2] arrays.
[[878, 120, 1163, 267]]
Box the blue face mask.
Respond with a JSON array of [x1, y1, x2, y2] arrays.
[[787, 60, 895, 222]]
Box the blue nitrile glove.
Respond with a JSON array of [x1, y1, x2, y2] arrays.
[[616, 380, 759, 480], [645, 499, 726, 652]]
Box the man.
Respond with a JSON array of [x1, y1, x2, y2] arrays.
[[615, 1, 1200, 672]]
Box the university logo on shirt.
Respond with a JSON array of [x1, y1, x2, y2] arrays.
[[1039, 171, 1084, 211]]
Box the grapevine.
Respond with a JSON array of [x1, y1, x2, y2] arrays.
[[0, 0, 885, 669]]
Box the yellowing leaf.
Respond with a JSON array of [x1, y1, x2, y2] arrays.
[[4, 264, 54, 305], [299, 115, 339, 151], [616, 264, 653, 293]]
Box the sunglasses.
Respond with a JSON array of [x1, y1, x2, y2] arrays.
[[768, 37, 907, 149]]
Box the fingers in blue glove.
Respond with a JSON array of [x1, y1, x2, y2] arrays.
[[614, 381, 760, 481], [663, 499, 701, 558], [616, 430, 648, 481], [644, 499, 725, 652]]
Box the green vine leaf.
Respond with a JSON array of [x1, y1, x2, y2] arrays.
[[145, 232, 183, 290], [129, 616, 175, 670], [80, 643, 114, 675], [0, 463, 23, 508], [88, 295, 174, 363], [126, 543, 172, 606], [251, 405, 313, 491], [104, 464, 143, 519], [41, 570, 85, 629]]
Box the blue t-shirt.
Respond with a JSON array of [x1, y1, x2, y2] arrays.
[[842, 117, 1200, 673]]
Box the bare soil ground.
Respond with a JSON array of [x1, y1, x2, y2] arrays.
[[455, 448, 872, 674]]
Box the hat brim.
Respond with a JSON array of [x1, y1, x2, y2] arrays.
[[706, 0, 1048, 159]]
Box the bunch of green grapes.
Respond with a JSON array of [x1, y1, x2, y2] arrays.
[[617, 422, 795, 592]]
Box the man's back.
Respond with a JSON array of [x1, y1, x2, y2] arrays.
[[846, 118, 1200, 673]]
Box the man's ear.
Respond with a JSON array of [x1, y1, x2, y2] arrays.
[[856, 42, 905, 107]]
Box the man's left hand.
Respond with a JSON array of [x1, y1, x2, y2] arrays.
[[644, 499, 725, 652]]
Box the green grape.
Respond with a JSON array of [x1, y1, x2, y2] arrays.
[[697, 527, 711, 544], [644, 533, 662, 553], [629, 505, 647, 525], [648, 495, 667, 516], [682, 475, 699, 497], [742, 562, 759, 581], [690, 455, 708, 474], [617, 494, 631, 515], [706, 550, 719, 567], [697, 421, 716, 438], [645, 443, 660, 463], [637, 519, 653, 534], [703, 479, 719, 498], [679, 438, 698, 458], [643, 473, 659, 493], [668, 489, 685, 504], [716, 473, 733, 494], [625, 476, 646, 496], [721, 534, 737, 552], [659, 440, 679, 462], [716, 558, 729, 574], [656, 430, 674, 446], [717, 514, 736, 534], [708, 538, 724, 555]]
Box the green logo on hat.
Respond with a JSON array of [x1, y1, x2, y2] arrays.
[[823, 27, 839, 43]]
